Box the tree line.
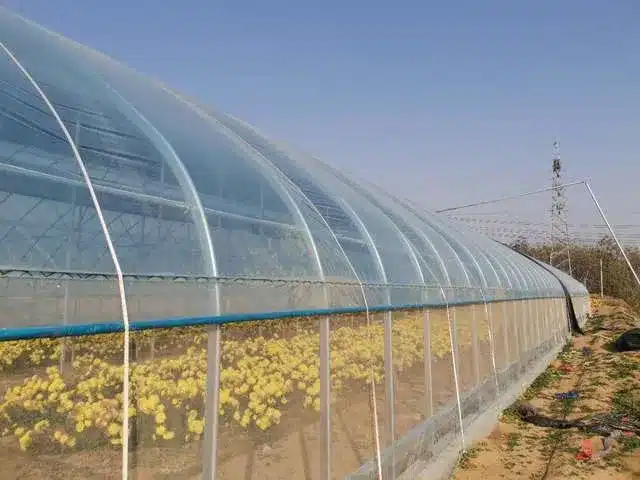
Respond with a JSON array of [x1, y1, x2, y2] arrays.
[[509, 236, 640, 312]]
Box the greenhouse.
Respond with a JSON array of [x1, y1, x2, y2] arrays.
[[0, 6, 590, 480]]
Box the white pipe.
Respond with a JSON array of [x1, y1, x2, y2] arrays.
[[585, 182, 640, 289], [0, 41, 132, 480]]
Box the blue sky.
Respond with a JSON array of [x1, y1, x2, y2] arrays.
[[4, 0, 640, 229]]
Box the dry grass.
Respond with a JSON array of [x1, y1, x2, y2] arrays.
[[451, 296, 640, 480]]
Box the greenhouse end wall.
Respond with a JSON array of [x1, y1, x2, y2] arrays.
[[0, 6, 593, 480]]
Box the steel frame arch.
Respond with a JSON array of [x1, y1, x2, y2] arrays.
[[364, 186, 473, 289], [95, 80, 224, 480], [0, 39, 133, 480], [161, 88, 328, 281]]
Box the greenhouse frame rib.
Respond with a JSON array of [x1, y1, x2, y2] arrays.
[[0, 6, 591, 480]]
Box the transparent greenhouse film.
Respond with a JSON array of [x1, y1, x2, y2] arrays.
[[450, 294, 496, 427], [122, 278, 216, 479], [214, 316, 323, 479], [389, 306, 428, 477], [511, 302, 528, 359], [0, 334, 129, 479], [510, 299, 525, 372], [537, 297, 553, 357], [473, 295, 499, 406], [124, 279, 214, 320], [0, 32, 124, 329], [524, 297, 540, 369], [0, 28, 128, 478], [330, 310, 388, 479], [488, 299, 508, 373], [420, 297, 465, 465], [520, 297, 535, 367], [127, 327, 208, 478], [2, 325, 209, 479], [2, 7, 606, 479]]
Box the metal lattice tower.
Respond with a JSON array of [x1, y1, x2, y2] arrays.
[[549, 140, 572, 275]]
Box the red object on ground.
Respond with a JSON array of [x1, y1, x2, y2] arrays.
[[559, 364, 575, 373], [576, 439, 593, 461]]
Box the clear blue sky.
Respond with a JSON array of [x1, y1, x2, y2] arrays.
[[4, 0, 640, 227]]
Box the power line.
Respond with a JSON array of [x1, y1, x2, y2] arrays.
[[434, 180, 586, 213]]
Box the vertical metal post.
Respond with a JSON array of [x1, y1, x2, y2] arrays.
[[547, 298, 558, 344], [557, 298, 565, 339], [562, 298, 570, 337], [60, 119, 81, 376], [513, 301, 521, 361], [532, 298, 538, 358], [489, 302, 499, 369], [526, 299, 534, 357], [550, 298, 556, 343], [528, 299, 535, 354], [470, 301, 481, 387], [423, 309, 433, 419], [521, 300, 528, 366], [320, 315, 331, 480], [523, 300, 530, 359], [553, 298, 564, 343], [481, 291, 499, 403], [544, 297, 549, 344], [533, 298, 541, 354], [512, 300, 521, 371], [443, 293, 466, 452], [202, 323, 221, 480], [557, 298, 563, 341], [552, 298, 559, 343], [600, 258, 604, 298], [451, 306, 460, 373], [384, 310, 395, 479], [501, 301, 510, 367]]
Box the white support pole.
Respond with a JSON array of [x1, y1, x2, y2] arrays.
[[0, 41, 132, 480], [423, 309, 433, 419], [202, 323, 221, 480], [384, 310, 396, 479], [585, 181, 640, 289], [600, 258, 604, 298], [441, 289, 465, 452], [319, 314, 331, 480], [470, 302, 481, 387]]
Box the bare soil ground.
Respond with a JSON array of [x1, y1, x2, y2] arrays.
[[451, 297, 640, 480]]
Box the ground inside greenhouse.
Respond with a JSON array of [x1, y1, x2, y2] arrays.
[[450, 297, 640, 480]]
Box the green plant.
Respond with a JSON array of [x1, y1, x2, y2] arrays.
[[506, 432, 521, 450], [458, 446, 480, 469]]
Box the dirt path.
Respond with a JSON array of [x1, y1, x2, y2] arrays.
[[451, 296, 640, 480]]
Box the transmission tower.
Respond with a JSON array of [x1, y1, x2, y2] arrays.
[[549, 140, 572, 275]]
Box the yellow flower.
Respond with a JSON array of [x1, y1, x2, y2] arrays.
[[18, 432, 32, 451]]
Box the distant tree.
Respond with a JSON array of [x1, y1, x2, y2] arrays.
[[510, 236, 531, 255], [507, 234, 640, 312]]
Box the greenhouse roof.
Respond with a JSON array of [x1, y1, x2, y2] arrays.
[[0, 7, 587, 333]]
